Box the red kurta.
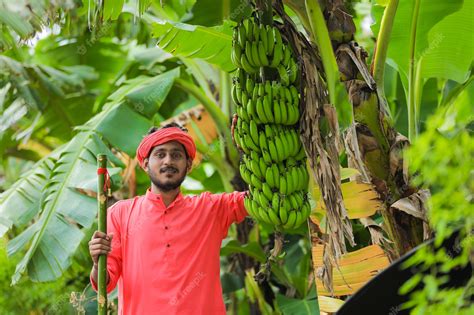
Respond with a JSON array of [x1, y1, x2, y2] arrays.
[[91, 189, 248, 315]]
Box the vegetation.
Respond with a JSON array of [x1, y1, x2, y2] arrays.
[[0, 0, 472, 314]]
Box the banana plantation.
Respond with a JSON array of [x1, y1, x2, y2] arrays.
[[0, 0, 472, 314]]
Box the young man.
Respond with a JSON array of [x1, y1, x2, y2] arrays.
[[89, 123, 248, 314]]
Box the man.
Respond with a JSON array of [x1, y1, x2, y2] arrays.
[[89, 123, 248, 314]]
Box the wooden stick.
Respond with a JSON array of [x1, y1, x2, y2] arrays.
[[97, 154, 108, 315]]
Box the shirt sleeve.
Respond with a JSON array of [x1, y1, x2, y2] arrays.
[[90, 201, 124, 294], [210, 191, 249, 238]]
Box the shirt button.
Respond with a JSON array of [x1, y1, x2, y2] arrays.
[[165, 226, 169, 230], [164, 211, 167, 214], [166, 244, 170, 247]]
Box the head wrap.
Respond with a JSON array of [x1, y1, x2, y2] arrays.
[[136, 127, 196, 168]]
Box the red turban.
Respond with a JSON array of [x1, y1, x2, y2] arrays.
[[136, 127, 196, 168]]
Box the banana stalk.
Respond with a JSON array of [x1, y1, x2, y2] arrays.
[[97, 154, 109, 315]]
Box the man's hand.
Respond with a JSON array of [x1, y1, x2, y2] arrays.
[[89, 231, 113, 266]]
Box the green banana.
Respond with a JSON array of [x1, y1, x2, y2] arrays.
[[271, 164, 280, 189], [262, 183, 273, 201], [266, 25, 275, 56], [280, 132, 290, 159], [263, 95, 274, 123], [258, 156, 268, 177], [257, 83, 264, 97], [240, 53, 257, 74], [257, 42, 269, 66], [244, 134, 260, 153], [285, 103, 295, 125], [283, 210, 297, 229], [252, 20, 260, 42], [277, 64, 290, 86], [235, 86, 242, 105], [238, 25, 247, 46], [267, 207, 282, 226], [280, 175, 287, 195], [279, 100, 288, 125], [282, 46, 291, 67], [251, 174, 263, 190], [290, 85, 299, 104], [274, 134, 285, 162], [289, 193, 298, 209], [290, 167, 299, 195], [265, 166, 275, 188], [246, 76, 255, 95], [252, 83, 259, 100], [271, 194, 280, 210], [285, 172, 294, 195], [243, 19, 252, 41], [284, 87, 292, 104], [249, 120, 259, 146], [265, 125, 274, 138], [285, 130, 295, 157], [257, 190, 270, 208], [258, 207, 271, 224], [246, 99, 256, 120], [289, 58, 298, 83], [291, 131, 300, 156], [251, 42, 261, 67], [268, 139, 278, 162], [250, 159, 262, 178], [274, 101, 282, 124], [245, 42, 255, 66], [231, 84, 238, 105], [241, 90, 248, 108], [262, 149, 272, 164], [256, 98, 268, 123], [270, 39, 283, 68], [231, 42, 243, 69], [265, 80, 273, 100], [278, 200, 288, 224], [295, 144, 306, 160], [293, 211, 304, 229], [259, 132, 269, 152]]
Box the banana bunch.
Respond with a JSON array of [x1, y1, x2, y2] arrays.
[[231, 17, 298, 86], [232, 16, 311, 231], [232, 70, 300, 125]]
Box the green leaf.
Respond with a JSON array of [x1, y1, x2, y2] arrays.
[[81, 102, 151, 156], [125, 68, 181, 118], [220, 239, 266, 262], [377, 0, 463, 84], [150, 19, 235, 72], [186, 0, 251, 26], [7, 131, 120, 284], [0, 10, 34, 38], [0, 155, 58, 237], [418, 0, 474, 83], [103, 0, 125, 20], [276, 294, 320, 315]]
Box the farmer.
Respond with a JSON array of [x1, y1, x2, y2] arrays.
[[89, 123, 248, 314]]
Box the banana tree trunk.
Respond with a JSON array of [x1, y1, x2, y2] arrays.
[[321, 0, 429, 259]]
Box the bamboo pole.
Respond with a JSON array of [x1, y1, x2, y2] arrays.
[[97, 154, 108, 315]]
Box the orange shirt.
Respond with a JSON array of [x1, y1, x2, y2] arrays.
[[91, 189, 248, 315]]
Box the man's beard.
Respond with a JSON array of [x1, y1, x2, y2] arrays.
[[150, 168, 186, 192]]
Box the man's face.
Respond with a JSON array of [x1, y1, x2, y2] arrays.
[[143, 141, 192, 192]]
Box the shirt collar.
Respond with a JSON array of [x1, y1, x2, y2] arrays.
[[145, 188, 183, 208]]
